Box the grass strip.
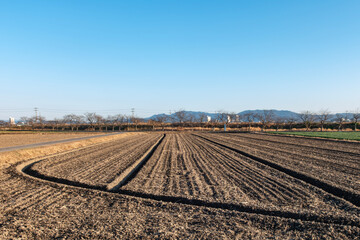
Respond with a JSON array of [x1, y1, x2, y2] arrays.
[[268, 132, 360, 141]]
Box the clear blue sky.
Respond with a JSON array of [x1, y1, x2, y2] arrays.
[[1, 1, 359, 119]]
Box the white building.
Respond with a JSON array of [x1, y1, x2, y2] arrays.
[[9, 117, 15, 125], [207, 116, 211, 122]]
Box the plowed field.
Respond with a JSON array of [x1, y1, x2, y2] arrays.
[[1, 132, 359, 239], [196, 133, 360, 203], [29, 133, 163, 188]]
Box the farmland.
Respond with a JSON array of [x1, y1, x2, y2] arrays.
[[1, 132, 360, 238]]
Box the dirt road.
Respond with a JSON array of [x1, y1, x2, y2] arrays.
[[0, 132, 121, 153]]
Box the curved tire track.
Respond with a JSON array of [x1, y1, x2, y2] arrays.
[[11, 162, 360, 228], [11, 134, 360, 228]]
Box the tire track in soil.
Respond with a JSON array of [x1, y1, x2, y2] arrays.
[[106, 134, 165, 191], [12, 133, 360, 228], [78, 135, 161, 185], [194, 134, 360, 208]]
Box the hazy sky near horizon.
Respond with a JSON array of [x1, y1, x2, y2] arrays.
[[1, 1, 360, 119]]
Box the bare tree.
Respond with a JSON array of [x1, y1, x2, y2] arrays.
[[154, 114, 168, 130], [334, 113, 347, 131], [52, 118, 62, 131], [274, 117, 285, 131], [317, 109, 330, 132], [228, 112, 238, 123], [63, 114, 75, 131], [198, 113, 207, 123], [37, 115, 46, 130], [130, 117, 142, 131], [216, 111, 229, 123], [256, 110, 274, 132], [105, 115, 114, 131], [174, 110, 187, 123], [285, 116, 298, 131], [20, 116, 31, 125], [352, 110, 360, 131], [63, 114, 84, 131], [107, 115, 119, 131], [187, 114, 195, 124], [84, 112, 103, 130], [73, 115, 84, 131], [84, 112, 97, 130], [242, 112, 255, 131], [216, 111, 230, 131], [95, 114, 105, 131], [299, 111, 315, 131], [0, 120, 6, 127], [114, 114, 126, 131]]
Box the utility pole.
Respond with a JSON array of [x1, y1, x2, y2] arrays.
[[131, 108, 135, 119], [169, 110, 172, 124], [131, 108, 136, 131], [34, 107, 38, 122]]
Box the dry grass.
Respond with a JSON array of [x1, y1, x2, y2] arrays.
[[0, 132, 138, 170], [0, 132, 106, 148]]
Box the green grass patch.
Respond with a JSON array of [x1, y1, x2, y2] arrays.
[[269, 131, 360, 141]]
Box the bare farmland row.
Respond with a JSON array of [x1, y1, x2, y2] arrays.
[[205, 133, 360, 193], [2, 165, 359, 239], [123, 133, 360, 222], [195, 133, 360, 207], [2, 132, 360, 238], [229, 134, 360, 168], [239, 133, 360, 155], [30, 133, 163, 187]]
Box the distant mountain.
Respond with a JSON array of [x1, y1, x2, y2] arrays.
[[237, 109, 299, 120], [147, 109, 300, 122], [146, 111, 217, 122], [145, 110, 356, 122]]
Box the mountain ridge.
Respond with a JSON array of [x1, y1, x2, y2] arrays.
[[146, 110, 353, 122]]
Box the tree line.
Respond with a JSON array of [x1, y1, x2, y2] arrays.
[[1, 109, 359, 132]]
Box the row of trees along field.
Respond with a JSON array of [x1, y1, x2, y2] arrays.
[[1, 110, 359, 132]]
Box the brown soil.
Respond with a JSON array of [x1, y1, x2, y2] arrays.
[[124, 133, 360, 220], [199, 133, 360, 196], [0, 132, 359, 238], [30, 133, 163, 187]]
